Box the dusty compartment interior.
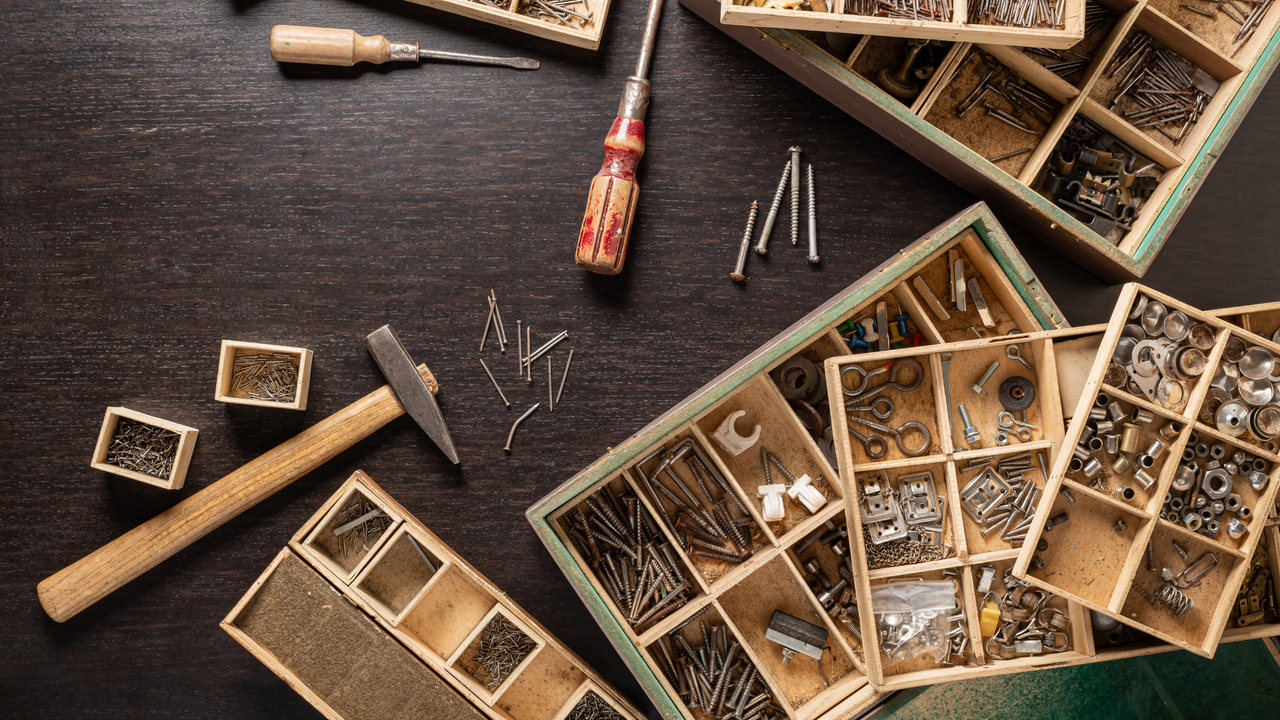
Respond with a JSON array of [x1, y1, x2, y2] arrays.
[[226, 552, 485, 720], [354, 525, 443, 621], [301, 485, 401, 582], [1024, 485, 1142, 608], [449, 607, 543, 700], [863, 569, 973, 682], [494, 643, 585, 720], [398, 564, 500, 662]]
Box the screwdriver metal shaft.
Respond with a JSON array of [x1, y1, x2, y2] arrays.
[[270, 26, 538, 70]]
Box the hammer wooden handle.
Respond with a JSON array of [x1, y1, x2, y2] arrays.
[[38, 366, 437, 623]]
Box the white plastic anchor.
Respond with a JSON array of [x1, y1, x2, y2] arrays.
[[787, 474, 827, 514], [758, 484, 787, 521], [713, 410, 761, 457]]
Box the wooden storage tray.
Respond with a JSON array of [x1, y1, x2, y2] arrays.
[[214, 340, 313, 410], [720, 0, 1086, 49], [1012, 285, 1280, 658], [401, 0, 610, 50], [223, 470, 643, 720], [527, 205, 1071, 719], [90, 406, 199, 490], [681, 0, 1280, 282]]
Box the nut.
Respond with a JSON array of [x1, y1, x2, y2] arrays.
[[1202, 467, 1232, 500]]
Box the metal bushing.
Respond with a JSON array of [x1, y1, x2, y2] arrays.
[[1096, 419, 1115, 436], [1144, 438, 1168, 460], [1217, 401, 1249, 438], [998, 376, 1035, 413], [1240, 347, 1275, 380], [1111, 455, 1132, 475], [1068, 456, 1084, 473], [1202, 467, 1233, 500], [1082, 457, 1103, 479], [1188, 323, 1216, 350], [1131, 407, 1155, 425], [1105, 434, 1120, 455], [1172, 464, 1196, 492], [1114, 486, 1136, 502], [1134, 469, 1156, 490], [1089, 436, 1105, 452], [1223, 336, 1247, 364], [1089, 407, 1108, 422], [1119, 423, 1141, 454], [1158, 422, 1181, 440], [1094, 393, 1110, 408], [1136, 454, 1155, 469], [1106, 401, 1126, 423]]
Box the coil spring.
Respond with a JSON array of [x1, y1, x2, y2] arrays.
[[1155, 583, 1195, 615]]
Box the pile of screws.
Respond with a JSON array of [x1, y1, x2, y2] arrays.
[[960, 452, 1047, 550], [519, 0, 594, 28], [565, 690, 623, 720], [477, 290, 576, 452], [968, 0, 1063, 28], [955, 51, 1059, 143], [330, 494, 391, 559], [846, 0, 951, 20], [652, 617, 783, 720], [105, 419, 180, 479], [565, 483, 695, 631], [231, 353, 299, 403], [467, 615, 537, 690], [636, 439, 759, 568], [1025, 0, 1113, 79], [794, 522, 861, 644], [728, 146, 819, 284], [1105, 32, 1217, 145]]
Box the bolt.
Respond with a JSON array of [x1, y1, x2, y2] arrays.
[[789, 146, 801, 246], [971, 360, 1001, 394], [755, 160, 790, 256], [731, 201, 757, 282], [805, 164, 819, 264], [1113, 519, 1127, 531], [959, 404, 981, 445], [1172, 540, 1189, 559]]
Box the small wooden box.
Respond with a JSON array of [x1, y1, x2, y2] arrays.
[[1011, 285, 1280, 658], [214, 340, 313, 410], [682, 0, 1280, 282], [401, 0, 611, 50], [223, 470, 644, 720], [90, 406, 198, 490], [720, 0, 1087, 50], [526, 205, 1074, 719]]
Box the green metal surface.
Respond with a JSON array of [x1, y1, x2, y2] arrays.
[[868, 640, 1280, 720], [526, 203, 1066, 720]]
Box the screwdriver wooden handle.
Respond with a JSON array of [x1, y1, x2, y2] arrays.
[[576, 80, 650, 275], [37, 366, 437, 623], [270, 25, 400, 66]]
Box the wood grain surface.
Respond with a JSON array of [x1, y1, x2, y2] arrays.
[[2, 0, 1279, 716]]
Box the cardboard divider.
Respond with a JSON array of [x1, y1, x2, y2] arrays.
[[299, 482, 404, 584], [716, 554, 864, 717], [695, 380, 841, 543], [398, 564, 500, 662], [352, 524, 444, 625], [495, 643, 587, 720], [1024, 487, 1144, 607]]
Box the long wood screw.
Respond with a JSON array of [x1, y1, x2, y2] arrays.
[[731, 201, 758, 282]]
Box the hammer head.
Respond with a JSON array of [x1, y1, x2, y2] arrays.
[[365, 325, 459, 464]]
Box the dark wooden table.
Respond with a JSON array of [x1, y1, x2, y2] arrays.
[[3, 0, 1279, 716]]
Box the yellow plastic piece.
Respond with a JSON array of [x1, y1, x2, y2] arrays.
[[980, 601, 1001, 637]]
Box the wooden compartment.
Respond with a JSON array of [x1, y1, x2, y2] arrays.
[[224, 470, 643, 720], [1176, 426, 1278, 551], [1015, 283, 1280, 656], [845, 37, 963, 112], [955, 447, 1053, 557], [784, 503, 864, 654], [448, 606, 545, 702], [401, 0, 611, 50], [214, 339, 313, 410], [719, 0, 1088, 49], [89, 406, 198, 490], [851, 459, 956, 572], [352, 524, 444, 624], [681, 0, 1280, 281], [299, 480, 405, 584], [550, 681, 633, 720]]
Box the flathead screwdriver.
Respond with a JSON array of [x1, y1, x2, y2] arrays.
[[269, 26, 539, 70]]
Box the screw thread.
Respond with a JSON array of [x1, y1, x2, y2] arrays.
[[806, 163, 819, 264], [756, 161, 790, 256]]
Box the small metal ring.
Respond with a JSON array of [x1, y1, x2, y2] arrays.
[[895, 421, 932, 457]]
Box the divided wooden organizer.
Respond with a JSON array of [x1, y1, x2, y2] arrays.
[[401, 0, 610, 49], [223, 470, 643, 720], [719, 0, 1086, 49], [1011, 285, 1280, 658], [528, 206, 1280, 719], [681, 0, 1280, 281]]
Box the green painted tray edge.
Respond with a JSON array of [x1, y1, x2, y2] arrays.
[[526, 202, 1066, 720]]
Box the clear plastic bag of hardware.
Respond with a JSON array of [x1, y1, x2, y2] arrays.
[[869, 580, 957, 664]]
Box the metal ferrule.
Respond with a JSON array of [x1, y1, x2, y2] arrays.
[[1088, 436, 1104, 452], [1095, 419, 1115, 436], [1132, 408, 1155, 425], [1119, 423, 1141, 454], [1107, 401, 1127, 422], [389, 41, 419, 62], [1158, 422, 1181, 440], [1114, 485, 1135, 501], [1137, 454, 1155, 469], [1072, 445, 1091, 462], [1144, 438, 1167, 460], [1089, 408, 1108, 422], [1134, 468, 1156, 490], [1104, 434, 1120, 455], [1111, 455, 1132, 475], [1082, 457, 1104, 478], [618, 77, 652, 121]]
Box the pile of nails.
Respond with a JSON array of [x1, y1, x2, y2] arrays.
[[477, 290, 576, 452], [518, 0, 594, 28], [956, 51, 1058, 142], [846, 0, 951, 20], [330, 493, 391, 560], [105, 419, 180, 479], [1024, 1, 1113, 79], [652, 615, 784, 720], [636, 439, 759, 567], [565, 483, 695, 632], [968, 0, 1064, 29], [231, 353, 299, 403], [1104, 32, 1216, 145], [728, 146, 819, 284], [565, 690, 623, 720], [1174, 0, 1274, 57], [468, 615, 537, 690]]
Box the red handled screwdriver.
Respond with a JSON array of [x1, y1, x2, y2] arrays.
[[574, 0, 665, 275]]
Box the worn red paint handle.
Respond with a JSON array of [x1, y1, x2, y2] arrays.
[[576, 116, 646, 275]]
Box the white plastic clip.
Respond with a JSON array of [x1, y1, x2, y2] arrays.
[[859, 318, 879, 344], [758, 484, 787, 521], [787, 475, 827, 514], [713, 410, 761, 457]]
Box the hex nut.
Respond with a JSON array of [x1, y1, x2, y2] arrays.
[[1202, 467, 1232, 500]]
